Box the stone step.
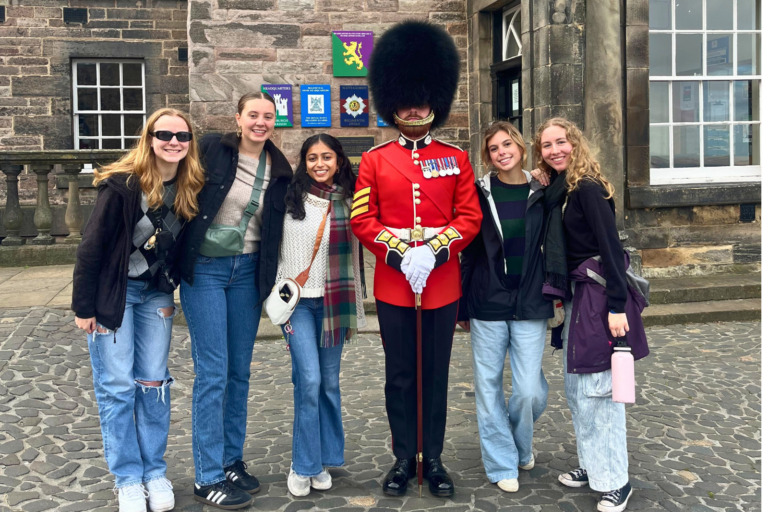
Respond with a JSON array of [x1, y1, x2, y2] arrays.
[[641, 298, 762, 326], [648, 273, 761, 304]]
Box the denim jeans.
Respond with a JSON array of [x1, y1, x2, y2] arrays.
[[470, 318, 548, 482], [562, 299, 628, 492], [88, 279, 175, 488], [281, 297, 345, 477], [180, 252, 260, 486]]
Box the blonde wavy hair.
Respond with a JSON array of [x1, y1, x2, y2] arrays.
[[533, 117, 614, 198], [93, 108, 205, 221], [481, 121, 527, 172]]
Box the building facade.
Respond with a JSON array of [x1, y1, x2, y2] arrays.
[[0, 0, 762, 275]]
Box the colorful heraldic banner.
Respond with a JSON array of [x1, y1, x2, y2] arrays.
[[261, 84, 293, 127], [340, 85, 369, 127], [332, 31, 373, 77], [300, 84, 332, 127]]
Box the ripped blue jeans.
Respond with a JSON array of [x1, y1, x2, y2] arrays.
[[88, 278, 175, 488]]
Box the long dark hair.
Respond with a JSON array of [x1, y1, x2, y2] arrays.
[[285, 134, 356, 220]]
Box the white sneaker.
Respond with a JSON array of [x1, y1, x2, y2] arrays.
[[145, 477, 174, 512], [287, 468, 311, 497], [497, 478, 519, 492], [116, 483, 148, 512], [519, 455, 535, 470], [311, 469, 332, 490]]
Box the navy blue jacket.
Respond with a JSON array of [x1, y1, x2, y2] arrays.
[[459, 172, 553, 322], [179, 132, 293, 305]]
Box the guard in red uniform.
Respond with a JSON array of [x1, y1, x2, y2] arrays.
[[350, 20, 482, 498]]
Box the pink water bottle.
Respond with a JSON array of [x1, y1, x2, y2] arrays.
[[611, 337, 635, 403]]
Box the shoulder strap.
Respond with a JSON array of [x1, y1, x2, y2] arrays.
[[238, 150, 268, 230], [294, 203, 331, 286]]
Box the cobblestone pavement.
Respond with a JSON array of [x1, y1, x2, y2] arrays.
[[0, 308, 760, 512]]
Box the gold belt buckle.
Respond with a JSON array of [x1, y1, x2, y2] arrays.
[[410, 227, 424, 241]]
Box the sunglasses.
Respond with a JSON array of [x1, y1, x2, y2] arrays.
[[151, 130, 193, 142]]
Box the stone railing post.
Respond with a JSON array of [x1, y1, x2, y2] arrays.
[[1, 164, 25, 246], [62, 164, 84, 243], [29, 164, 55, 245]]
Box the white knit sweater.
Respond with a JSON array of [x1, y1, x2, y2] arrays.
[[275, 194, 366, 326]]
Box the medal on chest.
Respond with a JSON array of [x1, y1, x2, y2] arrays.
[[420, 156, 459, 179]]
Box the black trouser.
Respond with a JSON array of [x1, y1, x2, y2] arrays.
[[376, 299, 458, 460]]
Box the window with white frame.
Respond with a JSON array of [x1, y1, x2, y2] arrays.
[[502, 3, 522, 61], [72, 60, 146, 150], [649, 0, 760, 185]]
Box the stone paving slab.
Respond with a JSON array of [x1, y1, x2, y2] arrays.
[[0, 308, 761, 512]]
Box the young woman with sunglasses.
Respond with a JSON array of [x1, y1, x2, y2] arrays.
[[178, 92, 293, 510], [72, 108, 205, 512]]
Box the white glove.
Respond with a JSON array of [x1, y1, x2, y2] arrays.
[[404, 245, 436, 294], [400, 248, 413, 274]]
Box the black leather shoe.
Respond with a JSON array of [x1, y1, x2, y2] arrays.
[[424, 457, 454, 497], [382, 457, 416, 496]]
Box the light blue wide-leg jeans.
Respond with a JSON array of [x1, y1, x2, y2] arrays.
[[470, 318, 548, 482], [282, 297, 345, 477], [562, 300, 629, 492]]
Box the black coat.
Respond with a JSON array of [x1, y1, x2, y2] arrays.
[[71, 173, 140, 330], [179, 132, 293, 305], [459, 173, 553, 322]]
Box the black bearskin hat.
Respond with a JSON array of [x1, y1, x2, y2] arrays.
[[368, 20, 460, 129]]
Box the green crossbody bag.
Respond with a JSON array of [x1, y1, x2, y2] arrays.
[[199, 150, 267, 258]]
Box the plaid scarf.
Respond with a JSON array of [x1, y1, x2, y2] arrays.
[[309, 182, 357, 347]]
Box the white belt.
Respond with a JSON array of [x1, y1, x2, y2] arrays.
[[385, 226, 446, 242]]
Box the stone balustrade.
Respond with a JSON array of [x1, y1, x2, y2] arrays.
[[0, 151, 125, 246]]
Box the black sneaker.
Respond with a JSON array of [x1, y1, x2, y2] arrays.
[[194, 480, 253, 510], [597, 482, 633, 512], [224, 460, 261, 494], [558, 467, 589, 488]]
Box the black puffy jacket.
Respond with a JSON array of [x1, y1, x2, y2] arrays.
[[458, 172, 553, 322], [178, 132, 293, 305]]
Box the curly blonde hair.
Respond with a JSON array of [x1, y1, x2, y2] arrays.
[[93, 108, 205, 221], [533, 117, 614, 198], [481, 121, 527, 172]]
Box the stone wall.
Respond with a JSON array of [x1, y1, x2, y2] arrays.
[[0, 0, 188, 206], [187, 0, 471, 166]]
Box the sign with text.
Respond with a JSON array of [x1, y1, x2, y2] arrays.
[[261, 84, 293, 127], [340, 85, 369, 127], [300, 84, 331, 127], [332, 31, 373, 77], [337, 136, 375, 173]]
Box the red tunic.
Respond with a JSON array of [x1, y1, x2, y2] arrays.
[[351, 137, 481, 309]]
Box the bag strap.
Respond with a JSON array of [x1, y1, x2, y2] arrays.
[[237, 149, 268, 231], [294, 203, 331, 287]]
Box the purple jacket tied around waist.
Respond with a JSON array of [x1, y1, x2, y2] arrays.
[[551, 253, 650, 374]]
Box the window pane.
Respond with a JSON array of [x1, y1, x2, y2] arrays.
[[677, 34, 703, 76], [649, 0, 671, 29], [737, 34, 760, 75], [125, 115, 144, 136], [100, 63, 120, 86], [707, 0, 733, 30], [673, 125, 700, 167], [77, 114, 98, 136], [734, 80, 759, 121], [77, 63, 96, 86], [79, 138, 98, 150], [100, 89, 120, 110], [703, 125, 730, 166], [676, 0, 702, 30], [124, 137, 140, 150], [737, 0, 758, 29], [77, 88, 97, 111], [734, 124, 759, 165], [703, 81, 730, 121], [650, 34, 672, 76], [706, 34, 733, 76], [102, 114, 121, 136], [123, 63, 142, 86], [672, 82, 700, 122], [102, 139, 122, 150], [650, 126, 670, 168], [123, 89, 143, 111], [650, 82, 669, 122]]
